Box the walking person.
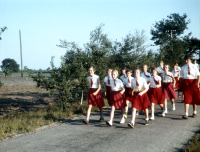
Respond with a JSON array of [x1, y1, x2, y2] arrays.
[[128, 69, 151, 128], [148, 68, 164, 120], [106, 70, 126, 126], [180, 55, 200, 119], [83, 66, 105, 125], [161, 65, 177, 117], [104, 68, 113, 106], [172, 65, 181, 97]]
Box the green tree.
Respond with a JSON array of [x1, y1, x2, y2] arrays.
[[1, 58, 20, 72], [151, 13, 190, 45], [0, 26, 7, 40]]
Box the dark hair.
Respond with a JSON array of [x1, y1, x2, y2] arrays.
[[126, 69, 132, 73], [174, 62, 178, 65], [88, 66, 96, 72], [184, 55, 193, 60], [121, 67, 126, 70]]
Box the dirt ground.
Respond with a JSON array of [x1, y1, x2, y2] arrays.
[[0, 74, 57, 117]]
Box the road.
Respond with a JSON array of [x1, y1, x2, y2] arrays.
[[0, 96, 200, 152]]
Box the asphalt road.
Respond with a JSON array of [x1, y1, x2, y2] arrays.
[[0, 96, 200, 152]]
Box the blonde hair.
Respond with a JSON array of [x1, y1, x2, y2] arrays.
[[143, 65, 148, 68], [164, 64, 170, 69], [152, 67, 158, 74], [112, 70, 119, 75], [107, 68, 112, 73], [160, 61, 164, 64], [134, 68, 142, 74]]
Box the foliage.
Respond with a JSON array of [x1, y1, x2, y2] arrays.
[[1, 58, 20, 72], [3, 69, 12, 77], [0, 26, 7, 40], [0, 75, 3, 89], [151, 13, 190, 45]]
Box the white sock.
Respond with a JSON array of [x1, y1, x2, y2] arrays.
[[185, 112, 188, 116], [165, 108, 167, 111], [131, 121, 135, 124], [145, 118, 149, 121], [86, 117, 89, 121], [121, 117, 125, 120], [194, 111, 197, 114], [151, 114, 154, 117]]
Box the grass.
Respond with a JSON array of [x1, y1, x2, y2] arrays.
[[184, 130, 200, 152], [0, 100, 104, 141]]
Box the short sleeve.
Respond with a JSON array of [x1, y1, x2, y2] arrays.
[[194, 65, 200, 76], [143, 79, 148, 89], [180, 67, 184, 78], [103, 77, 106, 83]]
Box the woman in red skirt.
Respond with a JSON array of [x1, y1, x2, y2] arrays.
[[128, 68, 151, 128], [148, 68, 164, 120], [106, 70, 126, 126], [104, 68, 113, 106], [123, 70, 134, 118], [180, 55, 200, 119], [83, 66, 105, 125], [172, 65, 180, 97], [161, 65, 177, 117]]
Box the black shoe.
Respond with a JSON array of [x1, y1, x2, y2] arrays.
[[128, 122, 134, 128], [145, 120, 149, 125], [99, 117, 104, 122]]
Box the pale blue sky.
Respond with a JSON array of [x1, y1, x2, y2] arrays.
[[0, 0, 200, 70]]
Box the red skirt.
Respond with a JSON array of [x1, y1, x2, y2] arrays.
[[149, 88, 164, 104], [125, 87, 132, 101], [106, 86, 112, 106], [131, 92, 151, 110], [88, 88, 105, 108], [110, 91, 126, 109], [174, 77, 180, 89], [162, 82, 177, 99], [182, 79, 200, 105]]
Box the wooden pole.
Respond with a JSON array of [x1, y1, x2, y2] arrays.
[[19, 30, 23, 77]]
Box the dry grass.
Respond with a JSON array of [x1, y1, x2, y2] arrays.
[[0, 100, 103, 141]]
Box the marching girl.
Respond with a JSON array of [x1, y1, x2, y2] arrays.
[[157, 61, 165, 76], [123, 70, 134, 118], [161, 65, 177, 117], [174, 62, 181, 71], [128, 68, 151, 128], [106, 70, 126, 126], [104, 69, 113, 106], [172, 65, 180, 97], [193, 59, 199, 70], [83, 66, 105, 125], [120, 67, 127, 84], [148, 68, 164, 120], [180, 55, 200, 119]]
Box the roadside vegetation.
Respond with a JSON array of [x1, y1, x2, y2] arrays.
[[184, 131, 200, 152]]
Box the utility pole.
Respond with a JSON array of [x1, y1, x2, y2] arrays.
[[19, 30, 23, 77], [166, 30, 176, 52]]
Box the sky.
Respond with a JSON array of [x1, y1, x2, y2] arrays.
[[0, 0, 200, 70]]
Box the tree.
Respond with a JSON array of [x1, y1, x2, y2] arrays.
[[0, 26, 7, 40], [151, 13, 190, 45], [1, 58, 20, 72]]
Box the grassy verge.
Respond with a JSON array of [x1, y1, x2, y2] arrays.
[[184, 130, 200, 152], [0, 100, 105, 141]]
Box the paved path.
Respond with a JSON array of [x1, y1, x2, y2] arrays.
[[0, 96, 200, 152]]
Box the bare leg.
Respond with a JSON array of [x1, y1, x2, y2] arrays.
[[185, 103, 189, 113], [164, 99, 167, 110], [131, 108, 137, 122], [125, 100, 129, 114], [86, 105, 92, 119], [151, 102, 154, 115], [121, 108, 125, 118], [159, 104, 164, 110], [171, 98, 174, 104], [145, 108, 149, 119], [99, 107, 103, 116], [193, 104, 197, 112], [110, 106, 115, 121]]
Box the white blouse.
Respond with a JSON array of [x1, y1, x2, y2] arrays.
[[131, 77, 148, 92], [120, 74, 127, 84], [172, 70, 180, 78], [104, 76, 113, 87], [124, 76, 134, 88], [148, 75, 161, 88], [87, 74, 99, 88], [161, 72, 173, 82], [110, 78, 124, 91], [157, 66, 165, 74], [141, 72, 151, 82], [180, 63, 200, 79]]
